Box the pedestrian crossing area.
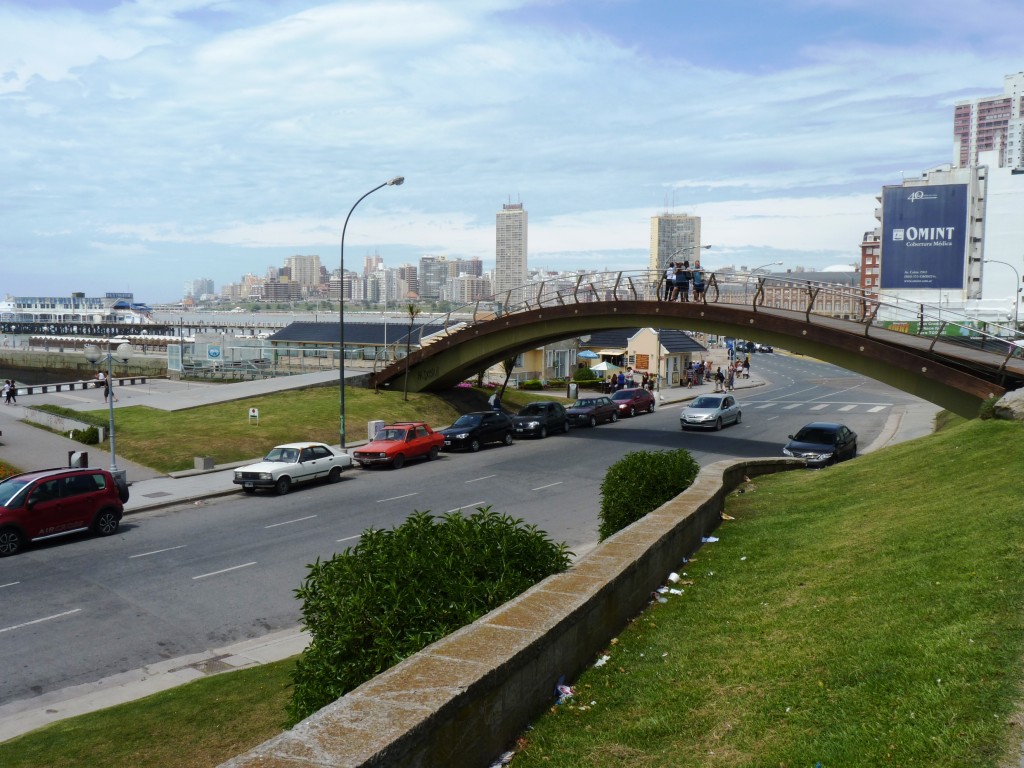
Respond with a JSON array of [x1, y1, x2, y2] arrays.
[[740, 400, 890, 414]]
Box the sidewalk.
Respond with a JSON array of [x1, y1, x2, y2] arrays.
[[0, 366, 937, 743]]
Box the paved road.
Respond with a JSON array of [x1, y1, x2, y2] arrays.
[[0, 357, 941, 741]]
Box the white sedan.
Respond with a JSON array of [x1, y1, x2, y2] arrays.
[[233, 442, 352, 495]]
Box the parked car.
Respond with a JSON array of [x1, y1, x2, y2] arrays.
[[566, 395, 619, 427], [512, 401, 570, 438], [783, 422, 858, 467], [352, 422, 445, 469], [611, 387, 656, 417], [755, 343, 774, 353], [234, 441, 353, 494], [441, 411, 515, 452], [0, 467, 127, 557], [680, 393, 742, 430]]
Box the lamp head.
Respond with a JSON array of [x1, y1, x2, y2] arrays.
[[83, 344, 102, 364], [114, 342, 133, 363], [388, 176, 405, 186]]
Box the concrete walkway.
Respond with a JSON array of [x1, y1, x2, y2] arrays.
[[0, 365, 940, 743]]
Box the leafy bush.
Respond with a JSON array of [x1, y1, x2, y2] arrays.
[[519, 379, 543, 390], [978, 394, 1001, 420], [573, 367, 598, 382], [598, 449, 700, 540], [70, 426, 101, 445], [287, 508, 572, 725]]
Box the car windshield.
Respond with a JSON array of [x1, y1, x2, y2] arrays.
[[611, 391, 632, 400], [573, 399, 596, 408], [794, 428, 837, 444], [452, 414, 482, 427], [375, 428, 408, 441], [264, 447, 300, 463], [0, 477, 32, 507], [691, 397, 723, 409], [518, 404, 544, 416]]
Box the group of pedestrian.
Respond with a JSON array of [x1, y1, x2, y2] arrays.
[[2, 379, 17, 405], [662, 260, 706, 302]]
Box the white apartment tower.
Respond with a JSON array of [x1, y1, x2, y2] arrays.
[[284, 255, 323, 292], [649, 213, 702, 272], [495, 202, 528, 304], [953, 71, 1024, 170]]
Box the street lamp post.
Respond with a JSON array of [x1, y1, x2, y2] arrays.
[[985, 259, 1021, 335], [338, 176, 404, 451], [83, 341, 132, 481], [745, 261, 783, 304]]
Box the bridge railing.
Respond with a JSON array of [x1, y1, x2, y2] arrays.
[[415, 270, 1020, 361]]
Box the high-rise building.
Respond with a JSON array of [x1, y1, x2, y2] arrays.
[[284, 255, 323, 292], [649, 213, 702, 272], [419, 255, 452, 300], [953, 71, 1024, 169], [495, 203, 528, 304]]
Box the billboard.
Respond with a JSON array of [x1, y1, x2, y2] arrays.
[[881, 183, 968, 290]]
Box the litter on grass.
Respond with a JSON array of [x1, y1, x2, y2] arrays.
[[593, 655, 611, 667], [702, 536, 719, 543]]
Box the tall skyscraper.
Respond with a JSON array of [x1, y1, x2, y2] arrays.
[[953, 71, 1024, 169], [284, 255, 322, 292], [496, 202, 528, 304], [649, 213, 702, 272]]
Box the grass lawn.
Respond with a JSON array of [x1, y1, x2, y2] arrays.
[[511, 418, 1024, 767], [35, 384, 559, 474]]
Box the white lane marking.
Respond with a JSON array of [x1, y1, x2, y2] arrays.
[[867, 406, 886, 413], [756, 403, 773, 409], [377, 493, 418, 502], [445, 501, 486, 514], [807, 383, 864, 402], [265, 515, 317, 529], [766, 416, 779, 421], [811, 404, 829, 411], [838, 404, 857, 412], [783, 403, 803, 409], [1, 581, 20, 589], [0, 608, 82, 635], [130, 545, 187, 559], [192, 562, 257, 580], [465, 475, 496, 483], [336, 534, 361, 543], [532, 482, 563, 491]]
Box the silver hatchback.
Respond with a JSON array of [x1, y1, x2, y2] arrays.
[[680, 394, 742, 431]]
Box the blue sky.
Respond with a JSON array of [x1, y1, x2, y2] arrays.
[[1, 0, 1020, 303]]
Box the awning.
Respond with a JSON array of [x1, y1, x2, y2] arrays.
[[596, 348, 626, 355]]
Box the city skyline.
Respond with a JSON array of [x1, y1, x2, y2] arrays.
[[2, 1, 1021, 303]]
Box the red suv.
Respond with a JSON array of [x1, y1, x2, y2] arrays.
[[0, 467, 128, 557]]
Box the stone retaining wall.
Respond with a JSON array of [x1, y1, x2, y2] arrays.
[[222, 456, 803, 768]]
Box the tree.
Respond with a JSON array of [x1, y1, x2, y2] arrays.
[[403, 303, 421, 401]]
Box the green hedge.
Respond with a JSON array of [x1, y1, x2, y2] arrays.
[[288, 508, 571, 725], [598, 449, 700, 540]]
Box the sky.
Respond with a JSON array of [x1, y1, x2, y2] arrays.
[[1, 0, 1021, 304]]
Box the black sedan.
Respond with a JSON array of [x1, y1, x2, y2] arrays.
[[441, 411, 514, 452], [783, 422, 857, 468], [512, 401, 570, 438], [565, 396, 619, 428]]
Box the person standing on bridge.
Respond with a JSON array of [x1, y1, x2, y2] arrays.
[[674, 261, 691, 302], [691, 261, 705, 301], [663, 262, 676, 301]]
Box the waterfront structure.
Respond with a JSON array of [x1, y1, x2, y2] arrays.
[[495, 202, 528, 306], [953, 71, 1023, 170], [0, 292, 153, 324], [649, 213, 702, 272]]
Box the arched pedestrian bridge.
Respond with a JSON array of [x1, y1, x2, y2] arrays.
[[372, 271, 1023, 418]]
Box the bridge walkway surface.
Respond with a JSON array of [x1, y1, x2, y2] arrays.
[[0, 366, 942, 743]]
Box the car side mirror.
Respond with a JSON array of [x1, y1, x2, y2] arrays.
[[787, 435, 795, 440]]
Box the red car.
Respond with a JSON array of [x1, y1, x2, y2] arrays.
[[611, 387, 656, 417], [0, 467, 128, 557], [352, 422, 445, 469]]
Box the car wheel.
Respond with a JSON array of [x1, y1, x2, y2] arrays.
[[539, 426, 548, 439], [735, 411, 742, 424], [243, 486, 256, 494], [502, 432, 514, 446], [562, 421, 570, 433], [392, 454, 406, 469], [0, 527, 24, 557], [275, 476, 292, 495], [428, 446, 440, 461], [328, 466, 343, 483], [715, 418, 723, 431], [588, 415, 597, 428], [629, 406, 636, 417], [610, 412, 618, 423], [469, 439, 481, 452], [648, 402, 655, 413], [92, 509, 120, 536]]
